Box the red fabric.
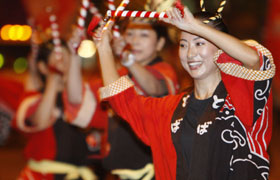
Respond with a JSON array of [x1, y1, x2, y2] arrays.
[[263, 0, 280, 94], [85, 61, 179, 159], [217, 50, 272, 160], [216, 47, 264, 128], [0, 76, 24, 111], [108, 87, 183, 180], [88, 79, 108, 129], [24, 127, 56, 161], [21, 0, 79, 39], [13, 91, 57, 161], [18, 166, 54, 180], [105, 46, 273, 179], [87, 16, 101, 37]]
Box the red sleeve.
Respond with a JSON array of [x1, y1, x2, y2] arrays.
[[100, 76, 182, 146], [13, 91, 43, 133], [88, 79, 108, 129], [216, 40, 275, 127], [0, 76, 24, 111], [63, 80, 108, 129]]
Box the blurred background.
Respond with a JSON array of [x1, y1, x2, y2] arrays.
[[0, 0, 279, 179]]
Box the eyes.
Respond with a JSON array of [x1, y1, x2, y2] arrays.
[[179, 41, 205, 48], [125, 30, 151, 38]]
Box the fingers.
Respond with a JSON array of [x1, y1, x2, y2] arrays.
[[105, 20, 114, 31], [160, 8, 183, 24], [92, 22, 104, 41]]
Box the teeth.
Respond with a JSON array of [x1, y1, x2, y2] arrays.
[[188, 62, 202, 67]]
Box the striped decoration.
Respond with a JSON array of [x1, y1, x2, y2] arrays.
[[106, 10, 168, 18], [200, 0, 227, 24]]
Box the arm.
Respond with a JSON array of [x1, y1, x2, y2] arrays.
[[30, 49, 65, 130], [66, 27, 84, 104], [161, 7, 260, 70], [30, 73, 60, 130], [93, 22, 120, 86], [112, 34, 167, 96], [126, 62, 168, 96]]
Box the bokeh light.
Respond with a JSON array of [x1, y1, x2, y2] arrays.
[[13, 57, 28, 74], [0, 25, 12, 40], [78, 40, 96, 58], [0, 24, 32, 41], [0, 54, 4, 68]]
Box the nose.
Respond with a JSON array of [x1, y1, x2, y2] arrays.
[[187, 45, 197, 60], [130, 34, 140, 47]]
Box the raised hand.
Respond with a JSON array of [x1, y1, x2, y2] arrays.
[[67, 26, 85, 54], [92, 20, 114, 49], [160, 7, 199, 34]]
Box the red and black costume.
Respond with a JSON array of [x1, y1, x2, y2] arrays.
[[13, 86, 99, 180], [71, 56, 179, 177], [99, 41, 275, 180]]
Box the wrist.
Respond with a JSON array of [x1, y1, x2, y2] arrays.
[[121, 54, 135, 67]]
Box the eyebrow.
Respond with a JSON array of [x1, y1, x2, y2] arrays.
[[179, 36, 202, 43], [179, 39, 188, 43]]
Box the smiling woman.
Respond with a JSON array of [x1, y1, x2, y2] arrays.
[[95, 0, 275, 178]]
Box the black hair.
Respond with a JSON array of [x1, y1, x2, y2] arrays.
[[119, 18, 169, 41], [194, 11, 229, 33], [36, 39, 67, 84], [150, 22, 169, 40]]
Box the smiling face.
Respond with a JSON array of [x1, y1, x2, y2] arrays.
[[124, 23, 165, 65], [179, 31, 219, 81]]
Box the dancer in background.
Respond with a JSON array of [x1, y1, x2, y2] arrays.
[[94, 2, 275, 180], [69, 18, 179, 180], [13, 27, 98, 180]]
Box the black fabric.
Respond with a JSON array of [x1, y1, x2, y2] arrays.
[[171, 81, 228, 180], [53, 93, 94, 180], [171, 81, 271, 180], [181, 94, 212, 171], [0, 108, 11, 145], [102, 115, 153, 170]]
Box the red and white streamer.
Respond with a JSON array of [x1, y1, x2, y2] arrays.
[[103, 0, 130, 31], [107, 0, 120, 37], [89, 3, 102, 19], [27, 18, 39, 64], [106, 10, 168, 19], [77, 0, 90, 29], [108, 0, 116, 10], [49, 14, 62, 59]]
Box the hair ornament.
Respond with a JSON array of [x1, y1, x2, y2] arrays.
[[200, 0, 226, 24]]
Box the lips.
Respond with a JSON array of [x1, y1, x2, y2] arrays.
[[188, 61, 203, 70]]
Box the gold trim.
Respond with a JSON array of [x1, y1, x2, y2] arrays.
[[214, 40, 275, 81], [99, 76, 134, 100]]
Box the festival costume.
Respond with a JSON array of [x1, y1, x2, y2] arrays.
[[70, 57, 179, 179], [13, 87, 99, 180], [100, 41, 275, 180]]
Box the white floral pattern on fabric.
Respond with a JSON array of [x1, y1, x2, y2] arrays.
[[214, 40, 275, 81], [100, 76, 134, 100]]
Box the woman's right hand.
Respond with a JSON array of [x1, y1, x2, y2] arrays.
[[92, 20, 114, 49], [160, 7, 200, 34]]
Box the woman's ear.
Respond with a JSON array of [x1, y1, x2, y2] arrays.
[[156, 37, 166, 52], [37, 61, 48, 75]]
